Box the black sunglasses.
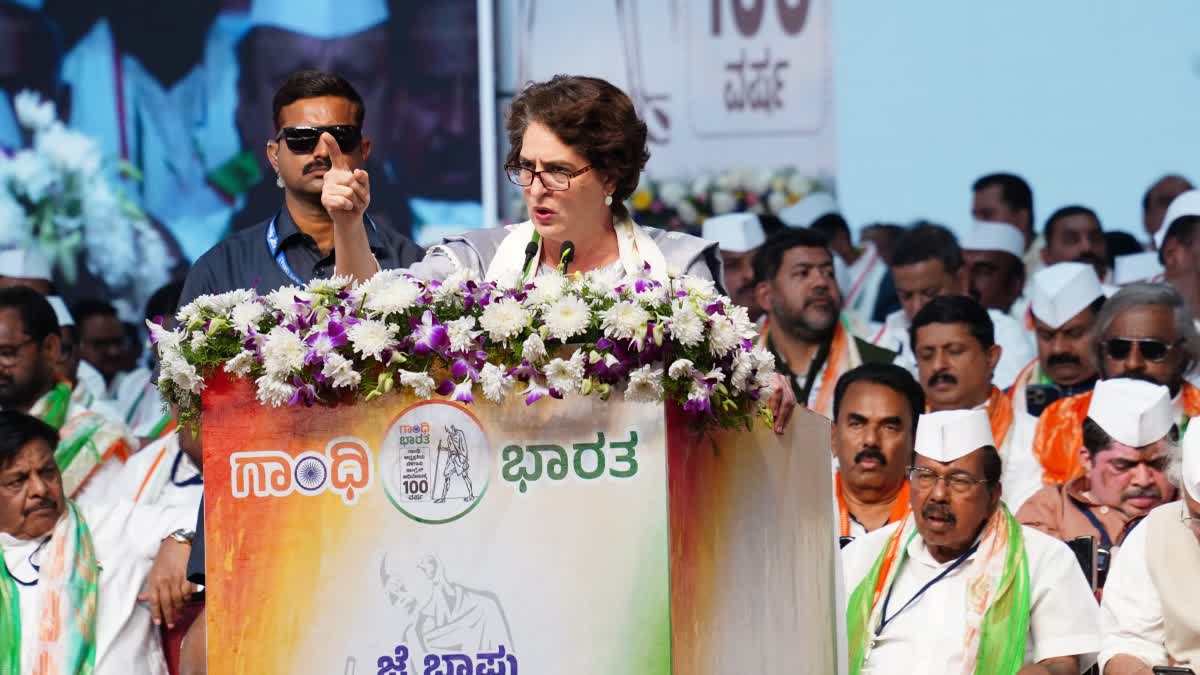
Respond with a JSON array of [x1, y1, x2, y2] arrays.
[[1103, 337, 1182, 362], [273, 125, 362, 154]]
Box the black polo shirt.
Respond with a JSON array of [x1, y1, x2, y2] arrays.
[[178, 206, 425, 307], [181, 207, 424, 585]]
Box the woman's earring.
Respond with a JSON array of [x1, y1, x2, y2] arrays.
[[604, 194, 613, 206], [276, 174, 285, 189]]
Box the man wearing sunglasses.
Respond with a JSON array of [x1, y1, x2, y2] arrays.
[[1018, 378, 1179, 593], [1100, 422, 1200, 672], [843, 408, 1099, 674], [1033, 283, 1200, 486]]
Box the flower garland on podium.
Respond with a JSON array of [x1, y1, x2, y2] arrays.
[[151, 266, 778, 431]]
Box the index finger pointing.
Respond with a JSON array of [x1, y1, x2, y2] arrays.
[[320, 132, 349, 170]]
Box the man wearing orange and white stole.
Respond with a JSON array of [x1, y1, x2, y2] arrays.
[[909, 295, 1043, 511], [753, 228, 896, 419]]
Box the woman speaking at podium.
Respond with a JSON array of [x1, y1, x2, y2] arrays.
[[405, 75, 795, 431], [408, 75, 720, 286]]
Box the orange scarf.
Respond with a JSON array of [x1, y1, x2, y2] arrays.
[[1034, 382, 1200, 484], [835, 472, 910, 538], [986, 385, 1015, 449]]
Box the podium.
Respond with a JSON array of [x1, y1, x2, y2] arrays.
[[201, 373, 838, 674]]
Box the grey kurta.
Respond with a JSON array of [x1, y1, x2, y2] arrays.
[[405, 223, 727, 294]]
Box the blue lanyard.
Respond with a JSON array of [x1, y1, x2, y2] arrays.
[[10, 538, 49, 587], [877, 542, 979, 636], [1072, 500, 1114, 551], [266, 212, 380, 286], [169, 449, 203, 488]]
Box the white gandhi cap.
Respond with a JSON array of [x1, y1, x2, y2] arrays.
[[0, 248, 51, 281], [961, 221, 1025, 259], [1028, 262, 1103, 329], [249, 0, 388, 39], [702, 213, 766, 253], [914, 409, 995, 463], [1112, 252, 1165, 285], [777, 192, 838, 228], [1087, 378, 1173, 448], [46, 296, 73, 327], [1154, 189, 1200, 252], [1181, 420, 1200, 501]]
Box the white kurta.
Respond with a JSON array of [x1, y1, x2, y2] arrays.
[[113, 367, 168, 438], [1098, 510, 1170, 669], [842, 520, 1100, 673], [842, 243, 889, 326], [114, 432, 203, 509], [1, 500, 194, 674], [873, 308, 1036, 390]]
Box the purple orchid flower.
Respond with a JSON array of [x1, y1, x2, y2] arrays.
[[409, 310, 449, 356], [520, 378, 550, 405], [288, 376, 318, 407], [507, 360, 538, 383], [436, 377, 475, 403]]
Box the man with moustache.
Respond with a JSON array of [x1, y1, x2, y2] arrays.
[[1008, 263, 1106, 420], [1100, 422, 1200, 672], [1041, 206, 1110, 282], [1033, 283, 1200, 486], [831, 363, 926, 547], [843, 408, 1099, 674], [0, 410, 195, 674], [910, 295, 1043, 509], [0, 287, 134, 504], [1018, 379, 1178, 592], [872, 224, 1035, 389], [754, 228, 896, 419], [702, 212, 768, 321]]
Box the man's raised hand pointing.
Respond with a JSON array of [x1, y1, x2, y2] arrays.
[[319, 131, 370, 229]]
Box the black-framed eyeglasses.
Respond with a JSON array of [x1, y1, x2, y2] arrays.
[[273, 125, 362, 154], [1103, 337, 1183, 362], [0, 338, 35, 366], [906, 466, 990, 494], [504, 164, 592, 191]]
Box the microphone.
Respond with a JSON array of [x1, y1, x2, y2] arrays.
[[559, 241, 576, 274], [521, 241, 539, 278]]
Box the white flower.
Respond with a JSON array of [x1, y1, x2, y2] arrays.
[[543, 351, 586, 395], [479, 362, 513, 402], [727, 303, 755, 339], [690, 175, 713, 196], [522, 333, 547, 362], [786, 174, 812, 197], [543, 295, 591, 342], [3, 150, 53, 202], [431, 270, 473, 304], [625, 365, 664, 403], [200, 289, 256, 316], [730, 351, 754, 392], [145, 319, 183, 353], [306, 275, 353, 294], [668, 358, 696, 379], [525, 271, 566, 305], [161, 354, 204, 394], [745, 168, 773, 195], [255, 374, 295, 407], [223, 350, 257, 378], [669, 301, 705, 347], [443, 316, 478, 352], [601, 301, 650, 340], [346, 319, 398, 361], [676, 201, 700, 226], [13, 90, 56, 131], [672, 275, 717, 300], [261, 326, 306, 376], [658, 181, 688, 208], [479, 297, 529, 342], [399, 370, 435, 398], [715, 171, 739, 192], [322, 352, 362, 389], [708, 316, 740, 357], [189, 330, 207, 351], [710, 190, 737, 215], [767, 191, 788, 214], [230, 301, 267, 334], [582, 265, 624, 298], [36, 123, 100, 175], [364, 276, 421, 316]]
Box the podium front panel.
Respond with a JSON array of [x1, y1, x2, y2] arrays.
[[201, 374, 837, 673]]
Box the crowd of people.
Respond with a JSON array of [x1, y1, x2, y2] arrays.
[[2, 62, 1200, 673]]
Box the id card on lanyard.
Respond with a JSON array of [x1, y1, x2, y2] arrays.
[[266, 212, 379, 285]]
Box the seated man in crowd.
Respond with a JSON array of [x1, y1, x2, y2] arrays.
[[1018, 378, 1178, 591], [873, 223, 1035, 389], [753, 228, 895, 419], [961, 221, 1026, 315], [910, 295, 1042, 509], [1040, 206, 1110, 282], [0, 287, 134, 503], [702, 212, 767, 322], [1099, 421, 1200, 672], [831, 363, 925, 547], [1034, 282, 1200, 486], [1009, 263, 1105, 421], [0, 410, 195, 674], [843, 408, 1099, 674]]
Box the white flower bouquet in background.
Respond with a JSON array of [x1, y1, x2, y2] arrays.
[[0, 90, 170, 317], [630, 168, 834, 231], [153, 268, 778, 431]]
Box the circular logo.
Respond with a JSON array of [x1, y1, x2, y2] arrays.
[[293, 453, 328, 493], [379, 401, 491, 524]]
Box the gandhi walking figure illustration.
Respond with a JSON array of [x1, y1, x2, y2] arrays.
[[434, 425, 474, 503]]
